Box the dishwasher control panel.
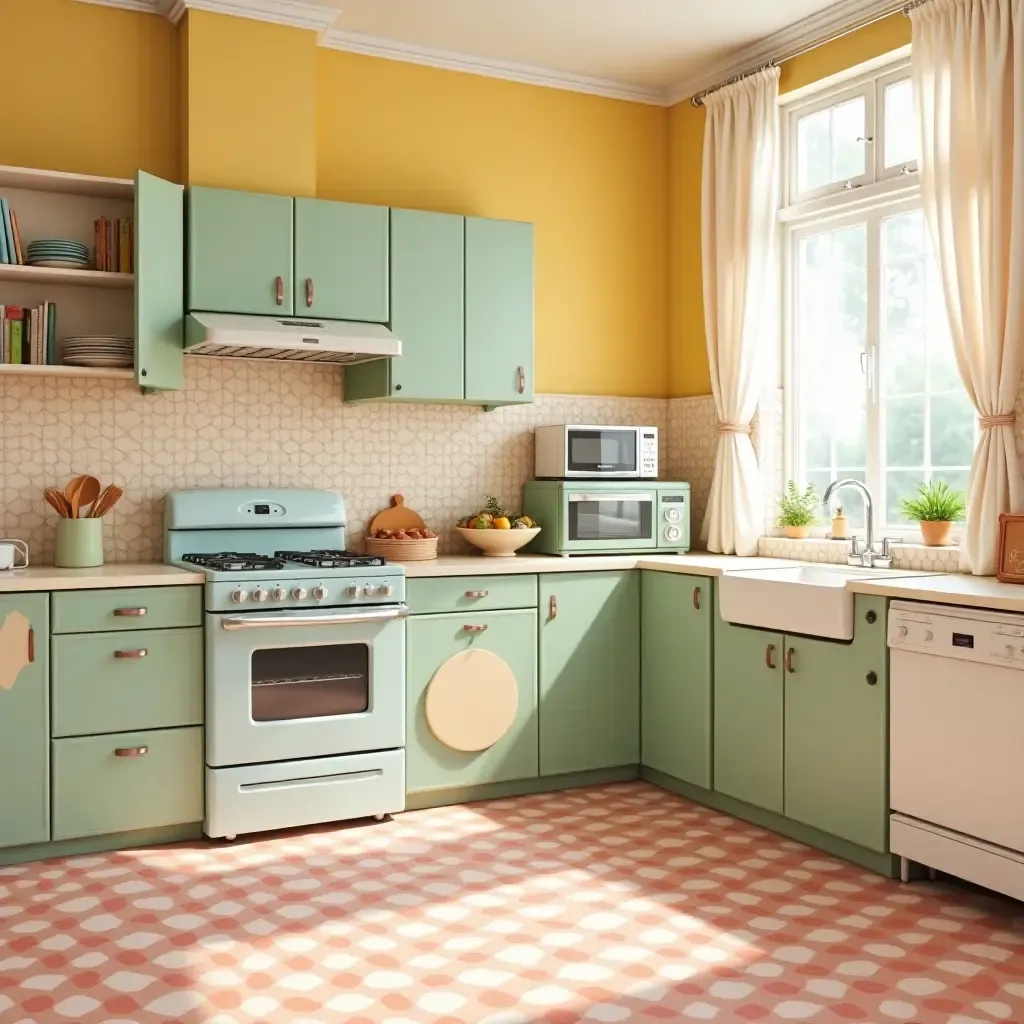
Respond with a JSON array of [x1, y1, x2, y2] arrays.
[[889, 600, 1024, 667]]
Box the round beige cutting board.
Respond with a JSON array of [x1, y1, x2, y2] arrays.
[[425, 648, 518, 752]]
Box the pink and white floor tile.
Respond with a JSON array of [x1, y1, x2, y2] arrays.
[[1, 783, 1023, 1024]]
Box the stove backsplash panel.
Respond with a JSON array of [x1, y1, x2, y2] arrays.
[[0, 360, 669, 563]]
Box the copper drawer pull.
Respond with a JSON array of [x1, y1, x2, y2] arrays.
[[306, 277, 314, 307], [27, 627, 34, 663], [517, 365, 526, 394], [463, 624, 488, 633], [465, 590, 489, 598], [692, 586, 701, 610], [275, 275, 284, 305], [114, 746, 148, 758], [765, 644, 776, 670], [785, 647, 795, 674], [549, 594, 557, 620], [113, 607, 147, 617], [114, 648, 148, 659]]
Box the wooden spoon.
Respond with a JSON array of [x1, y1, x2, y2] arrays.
[[77, 476, 101, 517], [44, 488, 72, 518], [90, 485, 123, 518], [64, 475, 84, 516], [66, 477, 86, 519]]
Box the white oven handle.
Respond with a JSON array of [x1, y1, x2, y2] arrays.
[[567, 493, 653, 503], [221, 605, 409, 630]]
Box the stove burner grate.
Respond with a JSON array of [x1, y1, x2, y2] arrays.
[[276, 549, 387, 569], [182, 552, 287, 572]]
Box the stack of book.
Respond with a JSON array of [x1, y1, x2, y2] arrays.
[[1, 303, 57, 364], [0, 199, 25, 264], [94, 217, 133, 273]]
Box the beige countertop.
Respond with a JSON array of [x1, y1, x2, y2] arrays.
[[0, 563, 204, 593], [848, 572, 1024, 612]]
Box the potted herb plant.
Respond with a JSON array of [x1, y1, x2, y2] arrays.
[[899, 481, 967, 547], [778, 480, 819, 539]]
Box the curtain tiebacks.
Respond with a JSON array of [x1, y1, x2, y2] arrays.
[[979, 412, 1016, 429], [718, 422, 752, 434]]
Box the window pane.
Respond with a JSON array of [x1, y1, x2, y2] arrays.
[[797, 109, 831, 192], [884, 210, 925, 261], [884, 78, 917, 168], [931, 392, 975, 466], [885, 331, 926, 395], [888, 470, 923, 525], [886, 394, 925, 467], [933, 469, 971, 516], [832, 98, 866, 181], [795, 96, 866, 193]]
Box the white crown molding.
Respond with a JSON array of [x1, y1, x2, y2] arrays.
[[73, 0, 170, 14], [666, 0, 909, 104], [166, 0, 339, 30], [318, 30, 671, 106]]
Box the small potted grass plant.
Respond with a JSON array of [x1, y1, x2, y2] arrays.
[[777, 480, 819, 539], [899, 480, 966, 547]]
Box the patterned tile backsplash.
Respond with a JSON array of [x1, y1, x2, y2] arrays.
[[0, 360, 670, 563], [757, 536, 965, 572]]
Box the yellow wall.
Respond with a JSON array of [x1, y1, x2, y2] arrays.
[[668, 13, 913, 397], [317, 51, 669, 397], [0, 0, 178, 181]]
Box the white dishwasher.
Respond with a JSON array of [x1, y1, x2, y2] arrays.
[[889, 600, 1024, 900]]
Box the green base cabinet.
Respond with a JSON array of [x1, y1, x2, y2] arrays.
[[0, 594, 49, 849], [784, 595, 889, 853], [640, 572, 712, 788], [539, 571, 639, 776], [406, 609, 538, 792]]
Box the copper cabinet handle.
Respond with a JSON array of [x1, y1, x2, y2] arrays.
[[692, 586, 701, 610], [765, 644, 776, 670], [114, 746, 148, 758], [275, 275, 284, 305], [306, 277, 313, 307], [27, 627, 34, 663], [517, 365, 526, 394], [113, 607, 147, 617], [465, 590, 489, 598], [785, 647, 795, 674], [114, 648, 148, 659], [549, 594, 557, 620], [463, 624, 488, 633]]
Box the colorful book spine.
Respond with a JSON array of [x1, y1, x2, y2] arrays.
[[0, 305, 5, 363], [9, 307, 23, 364], [45, 301, 56, 365], [9, 210, 23, 264], [0, 205, 8, 264], [34, 305, 43, 365], [108, 219, 116, 272], [0, 200, 14, 265], [118, 218, 131, 274]]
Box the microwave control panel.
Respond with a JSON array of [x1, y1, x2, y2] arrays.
[[640, 429, 659, 478], [658, 489, 688, 547]]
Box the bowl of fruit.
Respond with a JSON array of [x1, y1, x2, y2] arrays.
[[456, 495, 540, 557]]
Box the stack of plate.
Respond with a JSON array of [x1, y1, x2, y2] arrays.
[[62, 336, 133, 368], [27, 239, 90, 270]]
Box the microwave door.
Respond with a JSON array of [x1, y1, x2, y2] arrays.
[[567, 493, 656, 550], [567, 429, 638, 477]]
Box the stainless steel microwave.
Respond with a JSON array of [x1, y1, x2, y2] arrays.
[[534, 424, 658, 479], [521, 480, 690, 556]]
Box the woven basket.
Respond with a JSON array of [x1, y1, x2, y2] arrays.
[[365, 535, 438, 561]]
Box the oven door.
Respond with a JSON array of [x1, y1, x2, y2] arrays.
[[564, 427, 640, 477], [206, 605, 407, 768], [562, 491, 657, 552]]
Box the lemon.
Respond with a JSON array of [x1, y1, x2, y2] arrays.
[[493, 516, 511, 530], [518, 515, 534, 528]]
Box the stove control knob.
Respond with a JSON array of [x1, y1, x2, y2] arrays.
[[231, 588, 248, 604], [362, 585, 375, 597], [252, 588, 269, 603], [272, 587, 287, 601], [379, 584, 394, 598], [897, 624, 909, 639], [313, 585, 328, 602], [346, 584, 360, 597], [924, 630, 934, 642], [291, 587, 307, 601]]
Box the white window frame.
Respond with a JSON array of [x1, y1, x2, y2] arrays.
[[780, 55, 967, 545]]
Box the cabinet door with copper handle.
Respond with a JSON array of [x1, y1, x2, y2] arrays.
[[306, 277, 314, 308], [113, 648, 148, 659], [549, 594, 557, 620], [275, 275, 284, 306], [465, 590, 489, 599], [692, 586, 701, 611], [765, 643, 776, 670], [113, 607, 147, 618], [114, 745, 148, 758], [462, 624, 488, 633], [517, 366, 526, 395], [27, 626, 34, 663], [785, 647, 796, 674]]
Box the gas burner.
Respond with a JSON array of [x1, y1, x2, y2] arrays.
[[276, 549, 387, 569], [183, 552, 287, 572]]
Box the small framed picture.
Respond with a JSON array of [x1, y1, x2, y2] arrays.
[[996, 514, 1024, 583]]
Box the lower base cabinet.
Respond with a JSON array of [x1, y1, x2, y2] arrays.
[[406, 609, 538, 792]]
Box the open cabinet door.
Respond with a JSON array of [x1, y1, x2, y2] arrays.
[[135, 171, 184, 391]]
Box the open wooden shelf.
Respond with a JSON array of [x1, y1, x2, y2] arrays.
[[0, 363, 133, 380], [0, 263, 132, 289], [0, 165, 133, 199]]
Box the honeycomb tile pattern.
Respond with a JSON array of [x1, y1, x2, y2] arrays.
[[2, 783, 1024, 1024], [0, 362, 666, 563], [758, 537, 967, 572]]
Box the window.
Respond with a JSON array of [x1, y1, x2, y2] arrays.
[[783, 58, 973, 536]]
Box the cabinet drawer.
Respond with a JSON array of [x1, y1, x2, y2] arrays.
[[407, 575, 537, 615], [52, 586, 202, 634], [52, 628, 204, 737], [52, 726, 203, 840]]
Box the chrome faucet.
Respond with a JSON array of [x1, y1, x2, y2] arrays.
[[823, 478, 876, 566]]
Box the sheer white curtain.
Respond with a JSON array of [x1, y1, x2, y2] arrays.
[[700, 66, 780, 555], [912, 0, 1024, 574]]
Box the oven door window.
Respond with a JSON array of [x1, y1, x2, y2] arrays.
[[251, 643, 369, 722], [567, 429, 637, 474], [568, 497, 653, 541]]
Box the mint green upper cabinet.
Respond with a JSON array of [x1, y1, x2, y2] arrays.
[[135, 171, 184, 391], [0, 594, 49, 849], [784, 595, 889, 852], [641, 572, 712, 788], [539, 571, 639, 776], [407, 609, 538, 792], [714, 608, 784, 813], [188, 186, 294, 315], [346, 209, 465, 402], [464, 217, 534, 407], [294, 199, 389, 323]]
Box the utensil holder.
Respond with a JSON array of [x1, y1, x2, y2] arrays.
[[54, 518, 104, 568]]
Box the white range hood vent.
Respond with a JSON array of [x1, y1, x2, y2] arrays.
[[185, 312, 402, 365]]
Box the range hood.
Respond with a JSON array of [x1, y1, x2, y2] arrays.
[[184, 312, 402, 365]]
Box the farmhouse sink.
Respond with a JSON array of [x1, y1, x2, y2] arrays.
[[718, 564, 900, 640]]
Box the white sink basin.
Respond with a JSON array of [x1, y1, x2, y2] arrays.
[[719, 564, 895, 640]]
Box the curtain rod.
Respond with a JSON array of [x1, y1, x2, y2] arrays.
[[691, 2, 916, 107]]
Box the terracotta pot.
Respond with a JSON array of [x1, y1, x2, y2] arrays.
[[919, 520, 954, 547], [782, 525, 812, 540]]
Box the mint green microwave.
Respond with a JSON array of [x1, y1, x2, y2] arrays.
[[521, 480, 690, 556]]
